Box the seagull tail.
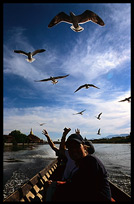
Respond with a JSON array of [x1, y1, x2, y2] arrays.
[[26, 58, 35, 63], [70, 25, 84, 32]]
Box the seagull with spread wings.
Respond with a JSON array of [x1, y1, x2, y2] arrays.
[[95, 112, 102, 120], [74, 84, 100, 93], [14, 49, 46, 63], [97, 128, 101, 135], [34, 74, 69, 84], [73, 109, 86, 115], [118, 97, 131, 102], [48, 10, 105, 32]]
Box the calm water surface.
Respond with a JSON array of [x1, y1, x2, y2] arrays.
[[3, 143, 131, 199]]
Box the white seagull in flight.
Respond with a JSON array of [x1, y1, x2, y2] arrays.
[[118, 97, 131, 102], [38, 123, 46, 126], [34, 74, 69, 84], [73, 109, 86, 115], [97, 128, 101, 135], [95, 112, 102, 120], [48, 10, 105, 32], [74, 84, 100, 93], [14, 49, 46, 63]]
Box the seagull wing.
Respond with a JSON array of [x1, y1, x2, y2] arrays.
[[32, 49, 46, 56], [118, 99, 126, 102], [81, 109, 86, 113], [88, 84, 100, 89], [14, 50, 28, 56], [74, 84, 86, 93], [127, 96, 131, 100], [34, 77, 52, 82], [77, 10, 105, 26], [48, 12, 72, 27], [74, 112, 79, 115], [98, 128, 101, 134], [98, 112, 102, 117], [54, 74, 69, 79]]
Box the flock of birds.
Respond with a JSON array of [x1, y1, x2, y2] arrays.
[[13, 9, 131, 136]]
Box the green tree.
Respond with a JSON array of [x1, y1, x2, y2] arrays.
[[9, 130, 29, 143]]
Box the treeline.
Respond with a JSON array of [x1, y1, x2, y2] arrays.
[[4, 130, 29, 144], [90, 135, 130, 144]]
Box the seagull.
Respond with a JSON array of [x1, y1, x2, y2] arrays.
[[39, 123, 46, 126], [14, 49, 46, 63], [48, 10, 105, 32], [95, 112, 102, 120], [118, 97, 131, 102], [34, 74, 69, 84], [73, 109, 86, 115], [97, 128, 101, 135], [74, 84, 100, 93]]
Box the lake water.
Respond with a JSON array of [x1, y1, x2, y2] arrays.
[[3, 143, 131, 199], [94, 144, 131, 196]]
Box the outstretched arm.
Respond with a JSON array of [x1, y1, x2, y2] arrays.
[[59, 127, 71, 156], [42, 129, 59, 153]]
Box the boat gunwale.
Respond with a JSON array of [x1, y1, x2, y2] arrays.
[[108, 180, 131, 202], [3, 159, 58, 202]]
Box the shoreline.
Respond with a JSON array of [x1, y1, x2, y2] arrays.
[[4, 141, 131, 147]]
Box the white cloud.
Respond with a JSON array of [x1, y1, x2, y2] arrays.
[[4, 88, 130, 140]]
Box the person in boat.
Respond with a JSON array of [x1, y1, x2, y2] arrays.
[[45, 132, 111, 202], [42, 128, 95, 181], [59, 128, 95, 181], [42, 127, 71, 166], [42, 128, 76, 181]]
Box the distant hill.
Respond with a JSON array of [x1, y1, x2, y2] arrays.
[[90, 135, 130, 143], [106, 134, 129, 139]]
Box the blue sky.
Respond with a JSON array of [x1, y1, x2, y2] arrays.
[[3, 3, 131, 141]]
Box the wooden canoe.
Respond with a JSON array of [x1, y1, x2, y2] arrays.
[[3, 158, 131, 202]]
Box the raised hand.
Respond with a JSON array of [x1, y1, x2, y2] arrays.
[[42, 129, 49, 137], [75, 128, 80, 135], [63, 127, 71, 136]]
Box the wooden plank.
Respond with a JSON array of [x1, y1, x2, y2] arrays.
[[109, 180, 131, 202]]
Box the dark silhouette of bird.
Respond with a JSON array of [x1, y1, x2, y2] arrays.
[[95, 112, 102, 120], [34, 74, 69, 84], [48, 10, 105, 32], [14, 49, 46, 63], [73, 109, 86, 115], [97, 128, 101, 135], [118, 97, 131, 102], [74, 84, 100, 93]]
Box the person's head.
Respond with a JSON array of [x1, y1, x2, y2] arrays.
[[65, 134, 87, 162]]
